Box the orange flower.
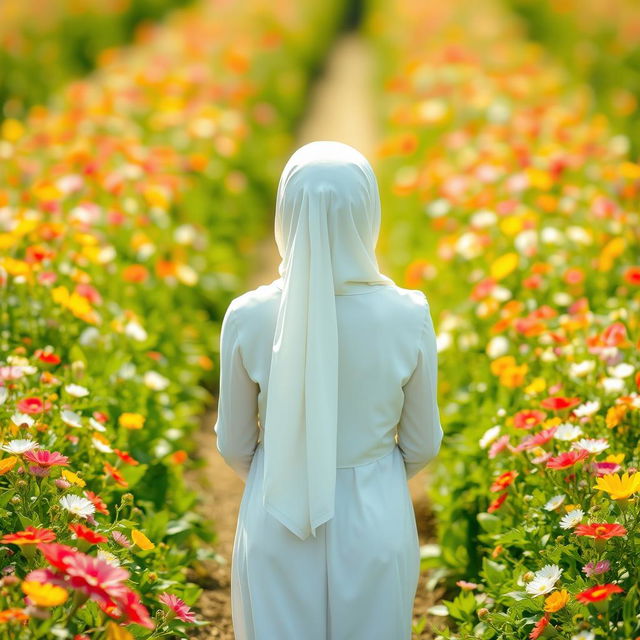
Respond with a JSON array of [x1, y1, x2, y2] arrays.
[[122, 264, 149, 283], [131, 529, 155, 551], [544, 589, 569, 613], [104, 463, 128, 488], [0, 456, 18, 475], [0, 608, 29, 623], [490, 471, 518, 493], [2, 526, 56, 546]]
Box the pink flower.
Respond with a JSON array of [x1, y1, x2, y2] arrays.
[[38, 543, 128, 606], [24, 450, 69, 469], [36, 543, 154, 629], [546, 449, 590, 469], [514, 426, 557, 452], [591, 461, 621, 476], [489, 435, 510, 459], [159, 593, 197, 623], [111, 531, 131, 548], [16, 397, 51, 414], [582, 560, 610, 577]]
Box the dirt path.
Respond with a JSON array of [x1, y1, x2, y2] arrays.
[[188, 32, 444, 640]]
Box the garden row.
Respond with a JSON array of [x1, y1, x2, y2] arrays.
[[1, 0, 193, 119], [0, 0, 344, 637], [364, 0, 640, 637]]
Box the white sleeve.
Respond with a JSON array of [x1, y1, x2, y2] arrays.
[[397, 299, 443, 479], [213, 305, 260, 481]]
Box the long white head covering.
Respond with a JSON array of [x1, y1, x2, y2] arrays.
[[262, 140, 395, 540]]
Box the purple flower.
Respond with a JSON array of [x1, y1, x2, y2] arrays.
[[582, 560, 610, 577]]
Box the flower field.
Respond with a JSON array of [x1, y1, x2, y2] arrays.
[[0, 0, 192, 117], [365, 0, 640, 637], [0, 0, 344, 636]]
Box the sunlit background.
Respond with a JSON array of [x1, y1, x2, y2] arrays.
[[1, 0, 639, 638]]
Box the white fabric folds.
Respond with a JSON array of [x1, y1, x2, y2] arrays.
[[262, 141, 395, 540]]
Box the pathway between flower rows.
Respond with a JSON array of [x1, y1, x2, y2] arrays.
[[188, 32, 442, 639]]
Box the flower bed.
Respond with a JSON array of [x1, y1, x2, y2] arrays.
[[0, 0, 344, 636], [364, 0, 640, 637], [505, 0, 640, 157]]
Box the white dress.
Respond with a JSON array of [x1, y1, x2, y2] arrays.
[[214, 278, 443, 640]]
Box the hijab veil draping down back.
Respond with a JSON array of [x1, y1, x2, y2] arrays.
[[262, 140, 395, 541]]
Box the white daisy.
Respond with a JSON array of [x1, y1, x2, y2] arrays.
[[1, 439, 39, 455], [143, 370, 170, 391], [11, 412, 34, 428], [88, 417, 107, 432], [65, 383, 90, 398], [572, 438, 608, 454], [97, 550, 120, 567], [60, 409, 83, 429], [553, 423, 583, 441], [544, 495, 566, 511], [92, 438, 113, 454], [479, 426, 501, 449], [525, 564, 563, 596], [602, 377, 624, 394], [573, 401, 600, 417], [560, 509, 584, 530], [571, 632, 594, 640], [607, 363, 634, 378], [0, 387, 8, 405], [59, 495, 95, 519], [569, 360, 595, 378]]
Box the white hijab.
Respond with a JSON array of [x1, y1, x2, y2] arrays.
[[262, 140, 395, 540]]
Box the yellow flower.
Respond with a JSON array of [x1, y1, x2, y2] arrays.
[[499, 364, 528, 388], [106, 621, 134, 640], [564, 504, 580, 512], [0, 456, 18, 475], [490, 252, 519, 281], [21, 581, 68, 607], [62, 469, 86, 488], [605, 405, 627, 429], [118, 413, 145, 430], [1, 118, 24, 142], [131, 529, 155, 550], [524, 377, 546, 395], [544, 589, 569, 613], [605, 453, 625, 464], [595, 472, 640, 501], [490, 355, 516, 376]]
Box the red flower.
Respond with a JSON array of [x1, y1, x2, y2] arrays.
[[490, 471, 518, 492], [623, 266, 640, 286], [487, 492, 508, 513], [69, 524, 108, 545], [99, 588, 154, 629], [546, 449, 590, 469], [2, 526, 56, 546], [513, 409, 547, 430], [24, 449, 69, 468], [576, 583, 624, 603], [159, 593, 197, 623], [529, 614, 549, 639], [16, 396, 51, 414], [575, 523, 627, 540], [35, 351, 61, 365], [601, 322, 627, 347], [104, 463, 128, 487], [84, 490, 109, 516], [113, 449, 139, 466], [540, 396, 581, 411]]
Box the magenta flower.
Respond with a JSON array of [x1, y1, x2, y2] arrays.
[[24, 449, 69, 469], [159, 593, 197, 623], [582, 560, 611, 577]]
